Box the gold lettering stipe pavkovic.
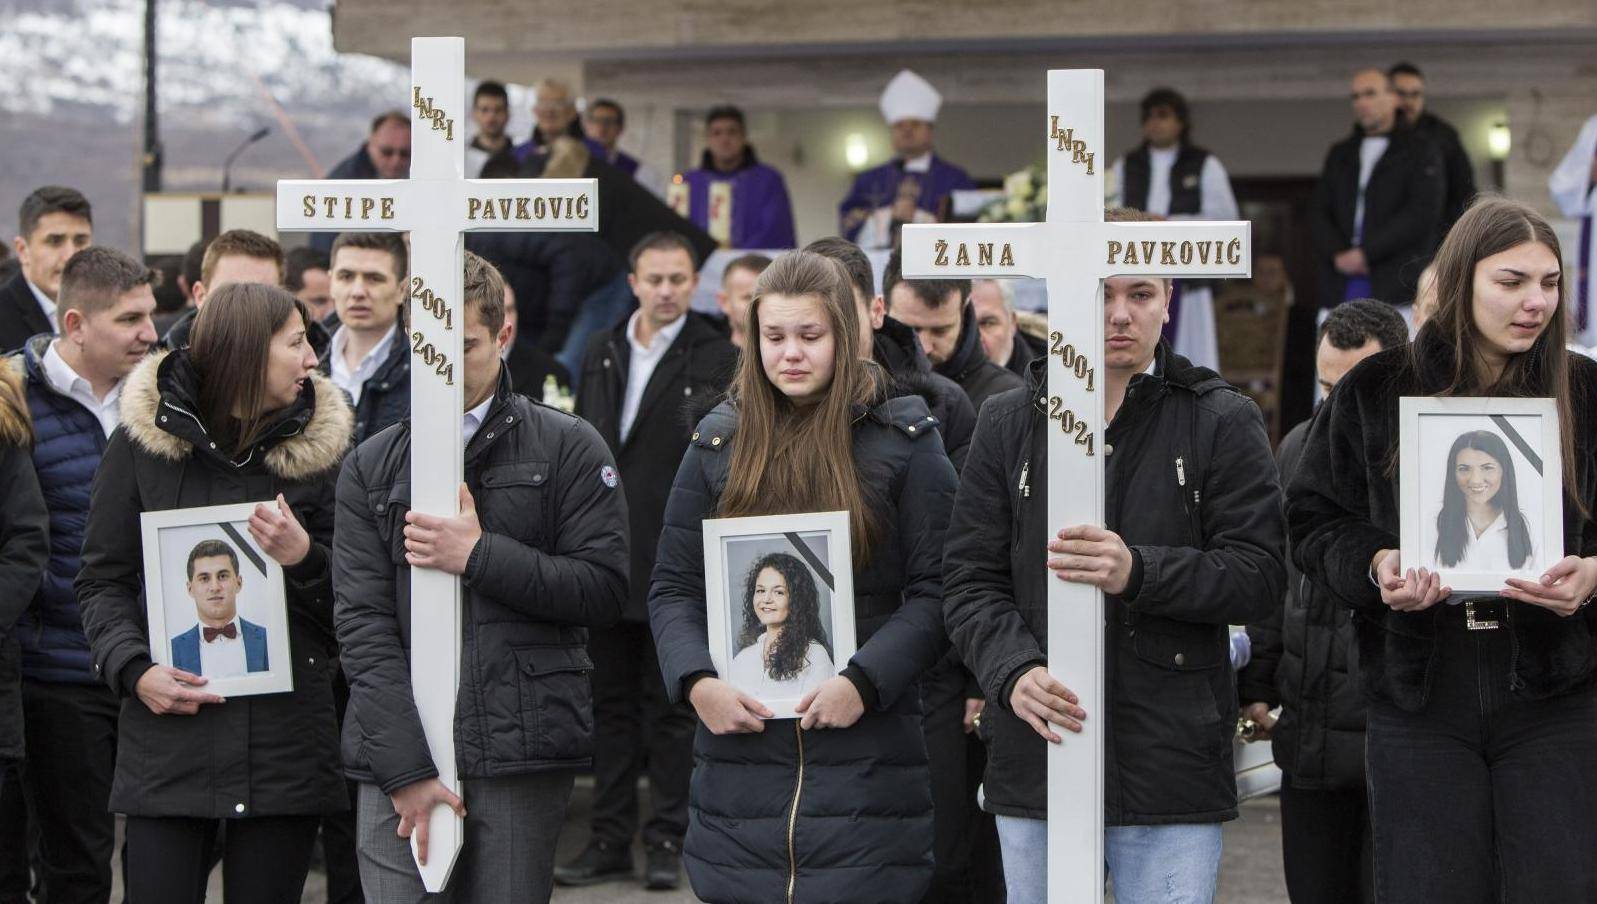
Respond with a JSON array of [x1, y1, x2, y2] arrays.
[[301, 195, 397, 221], [1104, 238, 1243, 268], [932, 239, 1016, 269], [1049, 116, 1096, 175], [464, 195, 591, 222], [412, 86, 456, 141]]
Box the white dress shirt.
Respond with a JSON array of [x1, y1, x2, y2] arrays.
[[727, 638, 833, 703], [1353, 135, 1390, 243], [1454, 510, 1534, 573], [27, 279, 57, 332], [619, 311, 687, 442], [42, 340, 122, 437], [329, 324, 398, 408], [462, 395, 494, 447], [902, 152, 933, 174], [198, 618, 248, 679]]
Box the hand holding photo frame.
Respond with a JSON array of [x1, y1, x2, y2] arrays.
[[1400, 397, 1565, 593], [703, 511, 857, 719], [140, 502, 294, 697]]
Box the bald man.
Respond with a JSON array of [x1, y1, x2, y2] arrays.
[[1311, 68, 1445, 314]]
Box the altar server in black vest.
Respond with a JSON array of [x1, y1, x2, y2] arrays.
[[1110, 88, 1239, 372]]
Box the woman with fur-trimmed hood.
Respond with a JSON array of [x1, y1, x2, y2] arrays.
[[0, 360, 48, 769], [76, 284, 352, 903]]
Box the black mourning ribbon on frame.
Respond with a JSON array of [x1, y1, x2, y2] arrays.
[[218, 521, 270, 577], [782, 532, 835, 591], [1489, 415, 1544, 476]]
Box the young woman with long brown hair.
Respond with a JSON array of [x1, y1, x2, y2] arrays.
[[77, 283, 352, 903], [648, 250, 958, 903], [1289, 197, 1597, 902]]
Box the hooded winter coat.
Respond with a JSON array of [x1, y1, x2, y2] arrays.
[[649, 391, 958, 904], [76, 350, 352, 818]]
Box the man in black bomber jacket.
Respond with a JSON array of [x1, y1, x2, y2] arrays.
[[943, 262, 1284, 902], [333, 254, 628, 901]]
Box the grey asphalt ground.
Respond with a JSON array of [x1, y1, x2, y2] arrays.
[[111, 779, 1290, 902]]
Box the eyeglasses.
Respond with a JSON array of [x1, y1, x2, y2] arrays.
[[374, 146, 410, 160]]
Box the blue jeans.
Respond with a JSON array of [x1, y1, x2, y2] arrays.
[[993, 814, 1222, 904], [556, 272, 635, 385]]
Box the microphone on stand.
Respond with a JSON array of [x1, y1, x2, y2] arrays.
[[221, 127, 271, 193]]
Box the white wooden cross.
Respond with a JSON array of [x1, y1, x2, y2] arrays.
[[902, 70, 1250, 903], [275, 37, 597, 891]]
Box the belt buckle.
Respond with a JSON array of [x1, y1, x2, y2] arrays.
[[1465, 600, 1500, 631]]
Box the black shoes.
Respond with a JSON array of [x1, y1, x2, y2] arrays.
[[553, 840, 634, 886], [644, 840, 683, 891]]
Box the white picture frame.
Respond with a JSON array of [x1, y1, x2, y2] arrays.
[[702, 511, 858, 720], [1400, 396, 1565, 593], [140, 502, 294, 697]]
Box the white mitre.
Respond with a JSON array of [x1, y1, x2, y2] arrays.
[[880, 69, 942, 125]]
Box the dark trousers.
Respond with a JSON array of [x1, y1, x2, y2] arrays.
[[124, 814, 320, 904], [920, 659, 1005, 904], [1279, 772, 1372, 904], [0, 764, 32, 904], [1365, 604, 1597, 903], [587, 621, 693, 848], [21, 680, 120, 904], [321, 665, 363, 904]]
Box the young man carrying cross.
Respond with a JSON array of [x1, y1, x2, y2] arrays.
[[333, 253, 629, 902], [942, 209, 1285, 904]]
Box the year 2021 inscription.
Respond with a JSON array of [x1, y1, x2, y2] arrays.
[[408, 276, 455, 385], [1046, 331, 1097, 455]]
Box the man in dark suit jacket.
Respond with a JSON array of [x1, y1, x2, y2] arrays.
[[1, 186, 93, 354], [1312, 68, 1445, 311], [559, 231, 737, 891], [169, 540, 268, 678]]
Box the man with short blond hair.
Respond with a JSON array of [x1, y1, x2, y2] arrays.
[[13, 245, 158, 904], [160, 229, 295, 352]]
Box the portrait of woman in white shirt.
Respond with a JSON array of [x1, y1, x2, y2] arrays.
[[727, 551, 834, 703], [1433, 429, 1535, 572]]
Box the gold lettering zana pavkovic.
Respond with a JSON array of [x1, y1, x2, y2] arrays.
[[412, 87, 456, 141], [301, 195, 397, 221], [465, 195, 591, 222], [1104, 238, 1243, 268], [933, 239, 1016, 269], [1049, 116, 1096, 175]]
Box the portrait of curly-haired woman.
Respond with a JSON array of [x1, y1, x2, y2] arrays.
[[727, 551, 834, 699]]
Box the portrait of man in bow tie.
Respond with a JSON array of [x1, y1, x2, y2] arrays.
[[170, 539, 270, 678]]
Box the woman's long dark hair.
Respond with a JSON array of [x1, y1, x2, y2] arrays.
[[1434, 430, 1533, 568], [1412, 196, 1584, 517], [735, 552, 829, 681], [188, 283, 310, 457]]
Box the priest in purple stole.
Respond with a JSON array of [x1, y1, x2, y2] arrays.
[[1551, 113, 1597, 350], [667, 106, 797, 250], [839, 69, 975, 244]]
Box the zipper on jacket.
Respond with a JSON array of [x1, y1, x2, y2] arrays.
[[1175, 456, 1186, 486], [786, 722, 806, 904], [1018, 460, 1031, 498]]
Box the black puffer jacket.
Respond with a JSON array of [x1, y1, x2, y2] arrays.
[[333, 372, 629, 791], [935, 301, 1024, 414], [0, 365, 48, 766], [577, 311, 737, 622], [1287, 332, 1597, 711], [943, 347, 1285, 825], [76, 350, 352, 818], [1238, 418, 1367, 790], [873, 315, 974, 472], [649, 393, 958, 904]]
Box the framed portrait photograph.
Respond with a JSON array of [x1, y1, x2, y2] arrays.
[[140, 502, 293, 697], [703, 511, 857, 719], [1400, 397, 1565, 593]]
